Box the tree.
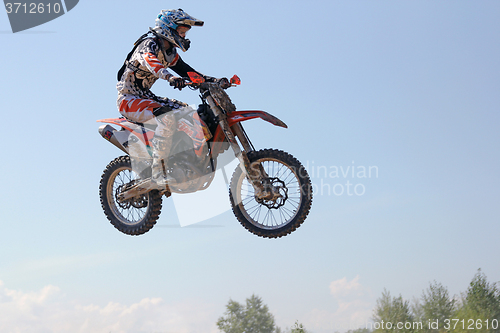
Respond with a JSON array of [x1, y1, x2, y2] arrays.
[[454, 269, 500, 333], [418, 281, 456, 333], [217, 294, 277, 333], [346, 328, 372, 333], [373, 289, 416, 333], [290, 320, 309, 333]]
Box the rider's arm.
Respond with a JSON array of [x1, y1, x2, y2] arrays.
[[169, 55, 216, 82]]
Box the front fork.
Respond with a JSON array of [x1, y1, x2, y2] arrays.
[[205, 96, 269, 198]]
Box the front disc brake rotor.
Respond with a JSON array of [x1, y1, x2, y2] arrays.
[[256, 177, 288, 209]]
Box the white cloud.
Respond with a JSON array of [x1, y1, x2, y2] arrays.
[[0, 280, 219, 333], [301, 276, 374, 333], [329, 275, 365, 299]]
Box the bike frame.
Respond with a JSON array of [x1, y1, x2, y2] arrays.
[[97, 110, 287, 159]]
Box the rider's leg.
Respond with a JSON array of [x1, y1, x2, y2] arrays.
[[118, 95, 163, 183], [117, 95, 162, 123], [150, 100, 188, 188], [117, 95, 188, 188]]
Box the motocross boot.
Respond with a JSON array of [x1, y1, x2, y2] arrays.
[[151, 112, 176, 189], [151, 136, 172, 189]]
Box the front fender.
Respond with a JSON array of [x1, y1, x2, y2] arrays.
[[227, 110, 288, 128]]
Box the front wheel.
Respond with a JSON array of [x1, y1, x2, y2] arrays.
[[229, 149, 313, 238], [99, 156, 162, 235]]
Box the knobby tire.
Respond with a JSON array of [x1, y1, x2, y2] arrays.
[[99, 156, 162, 235], [229, 149, 312, 238]]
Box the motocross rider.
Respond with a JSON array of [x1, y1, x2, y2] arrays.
[[116, 8, 229, 188]]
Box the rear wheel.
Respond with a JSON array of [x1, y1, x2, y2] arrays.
[[99, 156, 162, 235], [229, 149, 312, 238]]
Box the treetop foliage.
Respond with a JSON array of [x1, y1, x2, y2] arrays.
[[373, 269, 500, 333]]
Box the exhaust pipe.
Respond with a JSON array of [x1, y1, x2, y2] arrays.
[[98, 124, 129, 155]]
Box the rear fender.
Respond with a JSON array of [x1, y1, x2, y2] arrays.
[[97, 118, 154, 147]]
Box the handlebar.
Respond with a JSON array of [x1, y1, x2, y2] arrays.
[[174, 80, 233, 91], [173, 73, 240, 90]]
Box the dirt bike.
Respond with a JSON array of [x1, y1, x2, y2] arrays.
[[97, 73, 312, 238]]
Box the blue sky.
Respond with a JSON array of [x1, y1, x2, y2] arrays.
[[1, 1, 499, 332]]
